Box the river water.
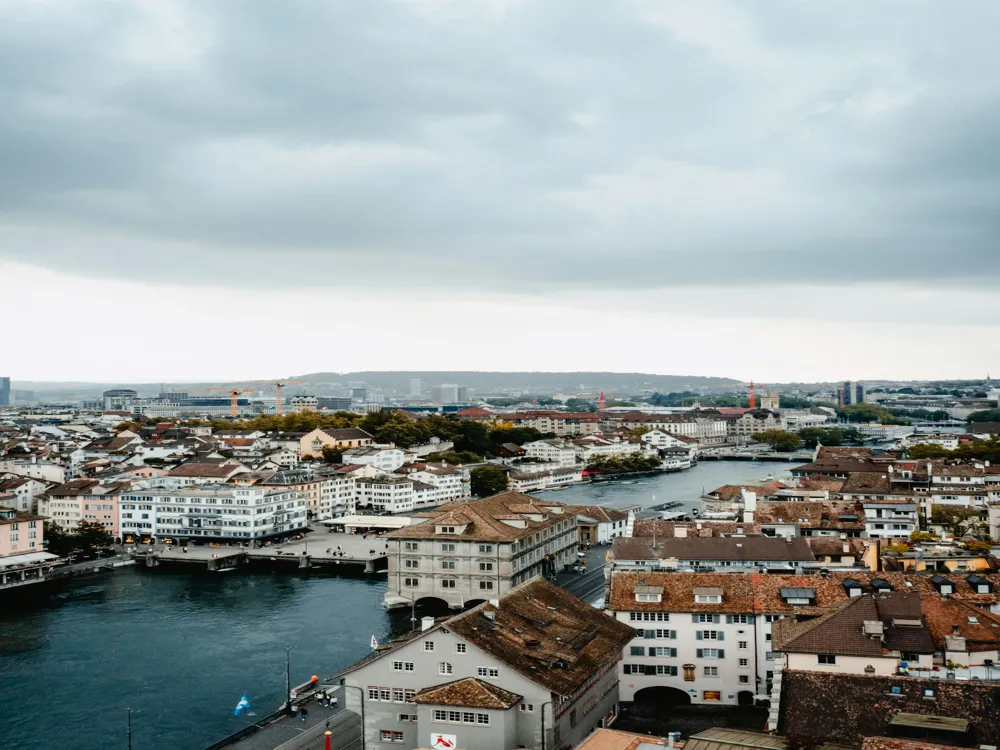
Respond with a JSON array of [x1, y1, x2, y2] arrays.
[[0, 461, 786, 750]]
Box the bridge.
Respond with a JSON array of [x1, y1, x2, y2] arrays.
[[136, 533, 389, 573], [699, 451, 814, 462]]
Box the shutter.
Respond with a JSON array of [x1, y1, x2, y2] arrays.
[[648, 647, 655, 656], [717, 631, 724, 641], [718, 649, 725, 659], [644, 630, 655, 639], [671, 648, 678, 658], [696, 631, 703, 640], [726, 615, 733, 624], [670, 630, 677, 639], [696, 649, 703, 658], [692, 614, 700, 623], [644, 665, 657, 676], [747, 615, 756, 624]]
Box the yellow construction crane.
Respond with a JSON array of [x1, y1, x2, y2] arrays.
[[273, 381, 305, 416], [200, 388, 254, 418]]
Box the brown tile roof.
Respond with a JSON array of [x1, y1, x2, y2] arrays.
[[612, 535, 815, 562], [412, 677, 521, 709], [840, 472, 897, 494], [385, 492, 577, 543], [445, 577, 637, 696], [707, 482, 788, 502], [49, 479, 100, 496], [862, 737, 978, 750], [920, 595, 1000, 649], [632, 519, 761, 538], [773, 595, 887, 657], [0, 510, 45, 527], [806, 537, 869, 558], [817, 446, 875, 461], [754, 501, 865, 529], [609, 572, 755, 613], [321, 428, 374, 441], [576, 729, 673, 750], [799, 478, 846, 492], [563, 504, 629, 523]]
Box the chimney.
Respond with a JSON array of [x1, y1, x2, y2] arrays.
[[421, 616, 435, 632], [843, 542, 851, 554]]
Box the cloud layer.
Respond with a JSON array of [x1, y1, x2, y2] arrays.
[[2, 0, 999, 290]]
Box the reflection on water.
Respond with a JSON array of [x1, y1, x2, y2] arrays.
[[0, 462, 777, 750]]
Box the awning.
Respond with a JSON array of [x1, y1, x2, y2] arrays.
[[0, 551, 59, 570]]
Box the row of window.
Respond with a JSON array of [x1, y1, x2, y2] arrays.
[[367, 687, 417, 703], [404, 560, 495, 572], [403, 578, 495, 590], [404, 542, 496, 554], [432, 710, 490, 725]]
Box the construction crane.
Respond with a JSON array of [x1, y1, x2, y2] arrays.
[[273, 381, 305, 416], [200, 388, 254, 418], [744, 381, 768, 409]]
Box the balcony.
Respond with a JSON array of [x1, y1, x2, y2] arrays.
[[902, 665, 1000, 683]]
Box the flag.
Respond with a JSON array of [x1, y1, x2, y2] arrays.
[[371, 635, 378, 650], [234, 694, 250, 716]]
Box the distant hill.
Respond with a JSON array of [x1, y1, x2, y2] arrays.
[[15, 371, 743, 400]]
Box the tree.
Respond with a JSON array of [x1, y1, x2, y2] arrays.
[[563, 398, 596, 413], [908, 531, 940, 543], [751, 430, 801, 452], [321, 445, 345, 463], [930, 506, 983, 539], [585, 453, 661, 475], [470, 466, 508, 497], [962, 540, 993, 555], [886, 542, 911, 555], [968, 409, 1000, 423], [75, 521, 114, 551], [43, 521, 74, 557], [605, 399, 636, 408]]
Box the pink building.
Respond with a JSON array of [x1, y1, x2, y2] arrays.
[[0, 506, 44, 557], [81, 495, 120, 539]]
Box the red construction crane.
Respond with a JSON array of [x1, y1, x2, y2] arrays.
[[598, 392, 606, 412], [744, 381, 768, 409], [200, 388, 254, 418], [273, 381, 305, 416]]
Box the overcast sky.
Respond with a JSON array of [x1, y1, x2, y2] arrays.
[[2, 0, 998, 383]]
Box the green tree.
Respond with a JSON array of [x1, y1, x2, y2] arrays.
[[585, 452, 661, 475], [908, 531, 940, 543], [563, 398, 596, 413], [930, 506, 983, 539], [470, 465, 509, 497], [43, 521, 75, 557], [75, 521, 114, 550], [751, 430, 802, 452], [967, 409, 1000, 423], [321, 445, 345, 463], [962, 540, 993, 555], [604, 399, 636, 408]]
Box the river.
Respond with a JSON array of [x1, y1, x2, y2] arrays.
[[0, 461, 785, 750]]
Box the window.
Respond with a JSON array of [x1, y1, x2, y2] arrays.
[[520, 703, 534, 712], [368, 687, 379, 700], [652, 647, 677, 657], [695, 595, 721, 603], [441, 543, 456, 552], [442, 579, 456, 589], [439, 662, 453, 675], [424, 641, 435, 652], [392, 661, 414, 672], [392, 688, 405, 703], [731, 615, 750, 624], [703, 666, 719, 677], [441, 560, 456, 570], [697, 614, 720, 623], [630, 646, 645, 656], [643, 629, 676, 639], [923, 688, 935, 699], [380, 687, 392, 701], [629, 612, 669, 622], [476, 667, 499, 678], [623, 664, 644, 675], [398, 714, 418, 723], [404, 542, 419, 551], [479, 544, 493, 554], [739, 675, 750, 684], [738, 641, 748, 650], [479, 581, 494, 590], [479, 562, 493, 572], [699, 631, 720, 640], [433, 710, 490, 725], [635, 593, 661, 602], [440, 526, 456, 534], [818, 654, 837, 665], [739, 658, 749, 667], [404, 559, 419, 569], [456, 643, 466, 653], [405, 689, 416, 703], [657, 665, 678, 676], [404, 577, 419, 588], [699, 648, 723, 658]]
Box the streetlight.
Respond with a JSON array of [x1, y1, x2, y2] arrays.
[[341, 683, 367, 750]]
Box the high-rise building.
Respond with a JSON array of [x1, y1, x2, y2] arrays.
[[102, 388, 138, 411], [0, 377, 9, 407], [429, 384, 461, 403], [843, 381, 855, 406], [854, 383, 866, 404], [409, 377, 422, 398], [351, 388, 367, 401]]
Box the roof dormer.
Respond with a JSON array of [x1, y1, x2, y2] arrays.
[[930, 576, 954, 595], [967, 574, 992, 594], [842, 578, 863, 597], [634, 583, 663, 603], [780, 587, 816, 605], [694, 586, 723, 604]]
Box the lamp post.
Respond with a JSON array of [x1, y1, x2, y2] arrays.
[[126, 708, 132, 750], [341, 683, 367, 750], [325, 730, 332, 750]]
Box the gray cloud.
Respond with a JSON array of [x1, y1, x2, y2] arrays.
[[1, 0, 999, 290]]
